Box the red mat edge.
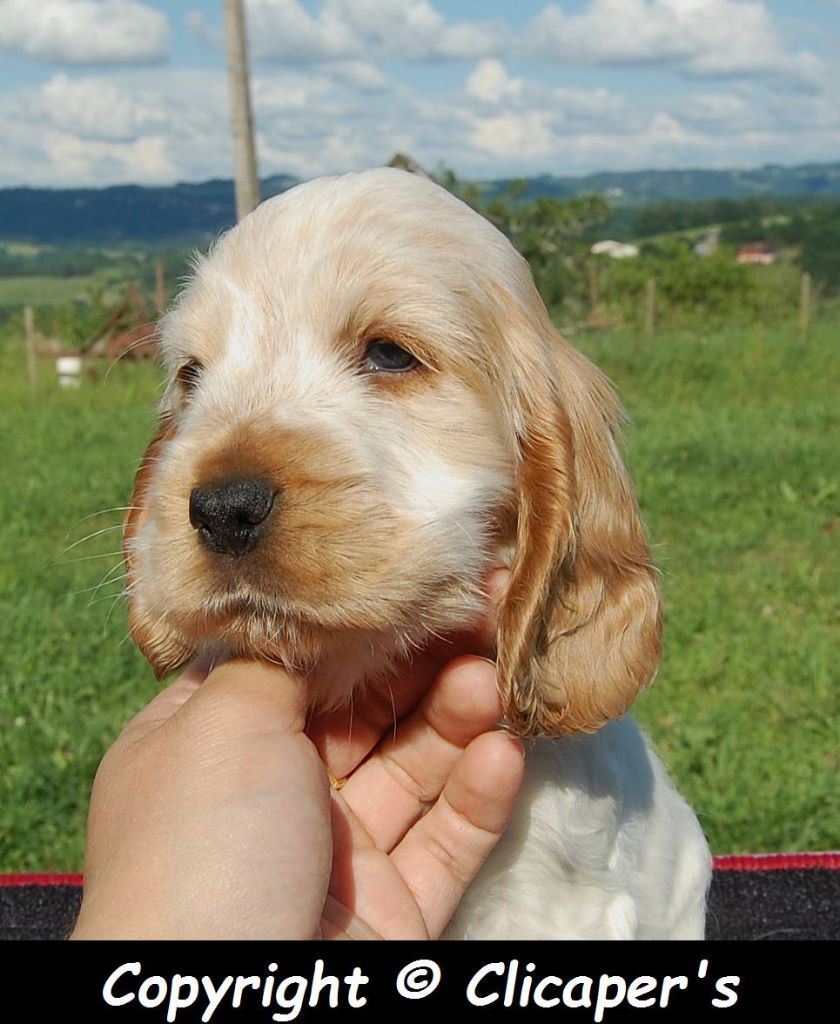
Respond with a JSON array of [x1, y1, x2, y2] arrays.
[[712, 852, 840, 872], [1, 853, 838, 887], [0, 873, 83, 887]]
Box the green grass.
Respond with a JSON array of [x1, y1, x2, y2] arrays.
[[0, 261, 146, 313], [578, 321, 839, 853], [1, 241, 45, 257], [1, 318, 838, 870], [1, 350, 162, 870], [0, 275, 101, 310]]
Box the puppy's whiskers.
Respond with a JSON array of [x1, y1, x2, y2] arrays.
[[103, 588, 129, 632], [76, 506, 140, 524], [53, 550, 125, 568], [104, 325, 159, 381], [347, 692, 354, 747], [65, 561, 127, 601], [89, 563, 129, 604], [57, 524, 126, 558], [385, 679, 397, 745]]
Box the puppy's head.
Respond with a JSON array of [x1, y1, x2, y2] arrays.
[[124, 168, 660, 735]]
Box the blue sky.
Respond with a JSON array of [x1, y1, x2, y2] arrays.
[[1, 0, 839, 187]]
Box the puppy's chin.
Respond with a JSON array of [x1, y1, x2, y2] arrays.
[[130, 576, 488, 708]]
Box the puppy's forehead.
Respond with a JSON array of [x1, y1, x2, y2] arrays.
[[166, 169, 523, 367], [237, 167, 503, 267]]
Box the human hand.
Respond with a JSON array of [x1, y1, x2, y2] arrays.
[[70, 659, 331, 940], [71, 578, 523, 939], [310, 572, 524, 939]]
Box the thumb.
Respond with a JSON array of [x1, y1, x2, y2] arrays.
[[118, 658, 213, 744], [119, 658, 309, 747]]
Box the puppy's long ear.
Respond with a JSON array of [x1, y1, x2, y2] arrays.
[[123, 415, 195, 678], [496, 304, 661, 737]]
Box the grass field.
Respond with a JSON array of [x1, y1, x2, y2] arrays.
[[1, 316, 838, 871], [0, 275, 101, 311]]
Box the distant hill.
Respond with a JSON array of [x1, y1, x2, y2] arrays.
[[1, 161, 839, 245], [0, 173, 297, 246], [480, 162, 840, 204]]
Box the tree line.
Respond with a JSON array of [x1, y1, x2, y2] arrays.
[[4, 178, 839, 339]]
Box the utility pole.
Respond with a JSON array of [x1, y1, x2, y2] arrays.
[[224, 0, 260, 220]]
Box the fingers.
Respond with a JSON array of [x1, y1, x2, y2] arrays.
[[327, 728, 524, 940], [309, 568, 509, 777], [391, 730, 525, 938], [338, 657, 504, 851], [327, 799, 430, 940], [320, 895, 382, 940], [307, 671, 434, 781]]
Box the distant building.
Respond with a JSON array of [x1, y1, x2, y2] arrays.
[[591, 239, 639, 259], [736, 243, 778, 265], [694, 231, 720, 258]]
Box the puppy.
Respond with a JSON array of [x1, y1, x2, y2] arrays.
[[123, 167, 711, 939]]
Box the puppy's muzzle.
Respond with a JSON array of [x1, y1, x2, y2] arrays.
[[189, 478, 276, 556]]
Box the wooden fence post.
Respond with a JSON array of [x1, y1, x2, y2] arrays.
[[155, 259, 166, 313], [588, 262, 600, 322], [644, 278, 656, 337], [800, 272, 811, 342], [23, 305, 37, 391]]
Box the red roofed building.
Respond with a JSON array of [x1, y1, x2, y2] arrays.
[[736, 243, 778, 265]]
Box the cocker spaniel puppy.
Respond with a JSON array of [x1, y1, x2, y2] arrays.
[[123, 168, 711, 939]]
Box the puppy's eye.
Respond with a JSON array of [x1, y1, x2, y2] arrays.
[[176, 359, 203, 393], [364, 339, 418, 373]]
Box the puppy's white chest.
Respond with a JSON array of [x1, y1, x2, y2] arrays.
[[444, 719, 711, 940]]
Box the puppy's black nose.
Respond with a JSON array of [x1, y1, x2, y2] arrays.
[[189, 479, 275, 556]]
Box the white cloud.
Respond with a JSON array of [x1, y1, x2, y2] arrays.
[[465, 59, 632, 139], [180, 0, 832, 107], [320, 60, 389, 93], [675, 91, 754, 132], [183, 0, 829, 90], [522, 0, 824, 84], [0, 65, 403, 187], [19, 74, 163, 142], [469, 111, 560, 161], [186, 3, 389, 93], [0, 0, 169, 65], [1, 32, 839, 189], [466, 59, 521, 104], [0, 70, 224, 186], [187, 0, 507, 64], [424, 58, 840, 176], [44, 132, 176, 183]]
